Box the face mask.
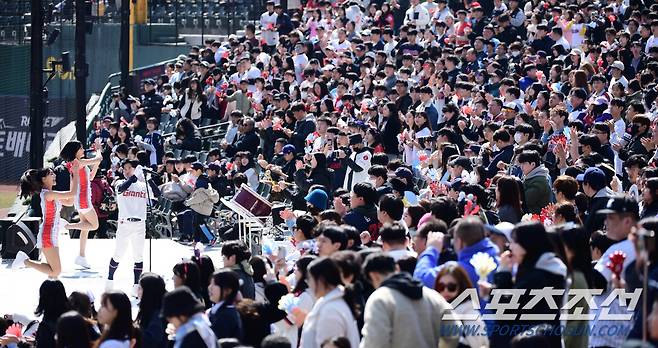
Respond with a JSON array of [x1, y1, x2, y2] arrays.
[[511, 51, 521, 57], [368, 178, 378, 187], [301, 91, 308, 100], [492, 143, 500, 152], [514, 133, 523, 144]]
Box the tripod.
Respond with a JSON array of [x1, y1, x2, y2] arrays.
[[143, 169, 155, 272]]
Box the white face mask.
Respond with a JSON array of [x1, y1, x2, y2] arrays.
[[368, 178, 379, 187], [511, 51, 521, 57], [514, 132, 523, 143]]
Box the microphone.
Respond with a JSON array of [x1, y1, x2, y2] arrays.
[[141, 167, 161, 177]]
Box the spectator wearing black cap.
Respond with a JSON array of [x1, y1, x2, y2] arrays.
[[140, 79, 165, 120], [284, 103, 316, 153], [162, 286, 217, 348], [343, 133, 373, 191], [577, 167, 615, 232]]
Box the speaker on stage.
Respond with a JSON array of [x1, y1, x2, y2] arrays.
[[0, 217, 40, 260]]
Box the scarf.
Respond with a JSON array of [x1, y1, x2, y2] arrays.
[[173, 313, 217, 348]]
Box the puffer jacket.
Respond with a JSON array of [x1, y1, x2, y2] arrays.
[[185, 187, 220, 216], [523, 165, 552, 214]]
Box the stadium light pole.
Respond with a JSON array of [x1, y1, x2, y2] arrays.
[[29, 0, 44, 169], [120, 0, 130, 90], [75, 0, 88, 145]]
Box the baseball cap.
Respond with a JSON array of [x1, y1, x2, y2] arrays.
[[610, 61, 625, 71], [576, 167, 607, 190], [207, 162, 222, 172], [191, 162, 206, 171], [596, 195, 639, 216], [282, 144, 296, 155], [102, 116, 113, 122], [394, 167, 414, 183], [486, 222, 514, 241], [448, 156, 473, 171], [503, 102, 520, 112], [143, 78, 156, 86], [349, 133, 363, 145]]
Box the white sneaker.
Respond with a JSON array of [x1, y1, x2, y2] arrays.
[[75, 256, 91, 269], [11, 251, 29, 269], [105, 279, 114, 292], [131, 284, 140, 298]]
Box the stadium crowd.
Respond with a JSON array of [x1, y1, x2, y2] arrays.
[[9, 0, 658, 346]]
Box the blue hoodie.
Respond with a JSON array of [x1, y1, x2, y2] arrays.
[[414, 237, 500, 288]]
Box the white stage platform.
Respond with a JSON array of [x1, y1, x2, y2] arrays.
[[0, 231, 223, 321]]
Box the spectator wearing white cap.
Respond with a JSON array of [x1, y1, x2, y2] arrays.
[[608, 61, 628, 93]]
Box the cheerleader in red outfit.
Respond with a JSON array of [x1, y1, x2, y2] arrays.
[[12, 161, 80, 278], [58, 139, 103, 268]]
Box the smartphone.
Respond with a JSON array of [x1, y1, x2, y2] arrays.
[[277, 246, 287, 260]]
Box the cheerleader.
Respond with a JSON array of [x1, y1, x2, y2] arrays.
[[12, 161, 80, 278], [59, 140, 103, 268]]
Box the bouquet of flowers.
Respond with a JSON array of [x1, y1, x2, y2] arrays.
[[5, 323, 22, 337], [469, 252, 497, 282], [278, 293, 301, 315], [606, 251, 626, 278], [521, 213, 541, 222], [540, 204, 555, 226]]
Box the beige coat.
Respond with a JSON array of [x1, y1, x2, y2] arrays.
[[360, 285, 461, 348], [184, 187, 219, 216]]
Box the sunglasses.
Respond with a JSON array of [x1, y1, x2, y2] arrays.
[[436, 282, 458, 292]]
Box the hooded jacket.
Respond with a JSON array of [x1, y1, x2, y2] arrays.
[[584, 187, 614, 232], [231, 261, 256, 300], [523, 165, 552, 214], [343, 204, 380, 238], [491, 252, 567, 348], [360, 273, 460, 348], [414, 238, 499, 289], [184, 187, 220, 216], [300, 287, 360, 348]]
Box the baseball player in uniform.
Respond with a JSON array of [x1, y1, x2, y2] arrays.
[[106, 159, 160, 295]]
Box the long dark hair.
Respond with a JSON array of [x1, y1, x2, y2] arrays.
[[173, 260, 203, 298], [552, 224, 596, 288], [212, 269, 240, 305], [512, 222, 556, 278], [118, 125, 132, 143], [60, 140, 83, 162], [175, 118, 197, 140], [496, 175, 523, 218], [136, 273, 166, 329], [249, 255, 269, 285], [187, 78, 203, 99], [98, 291, 133, 344], [310, 152, 328, 176], [35, 279, 69, 322], [307, 257, 361, 319], [293, 255, 316, 295], [20, 168, 52, 198], [68, 291, 96, 319], [56, 311, 92, 348]]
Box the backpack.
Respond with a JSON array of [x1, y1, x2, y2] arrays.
[[96, 180, 117, 215]]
